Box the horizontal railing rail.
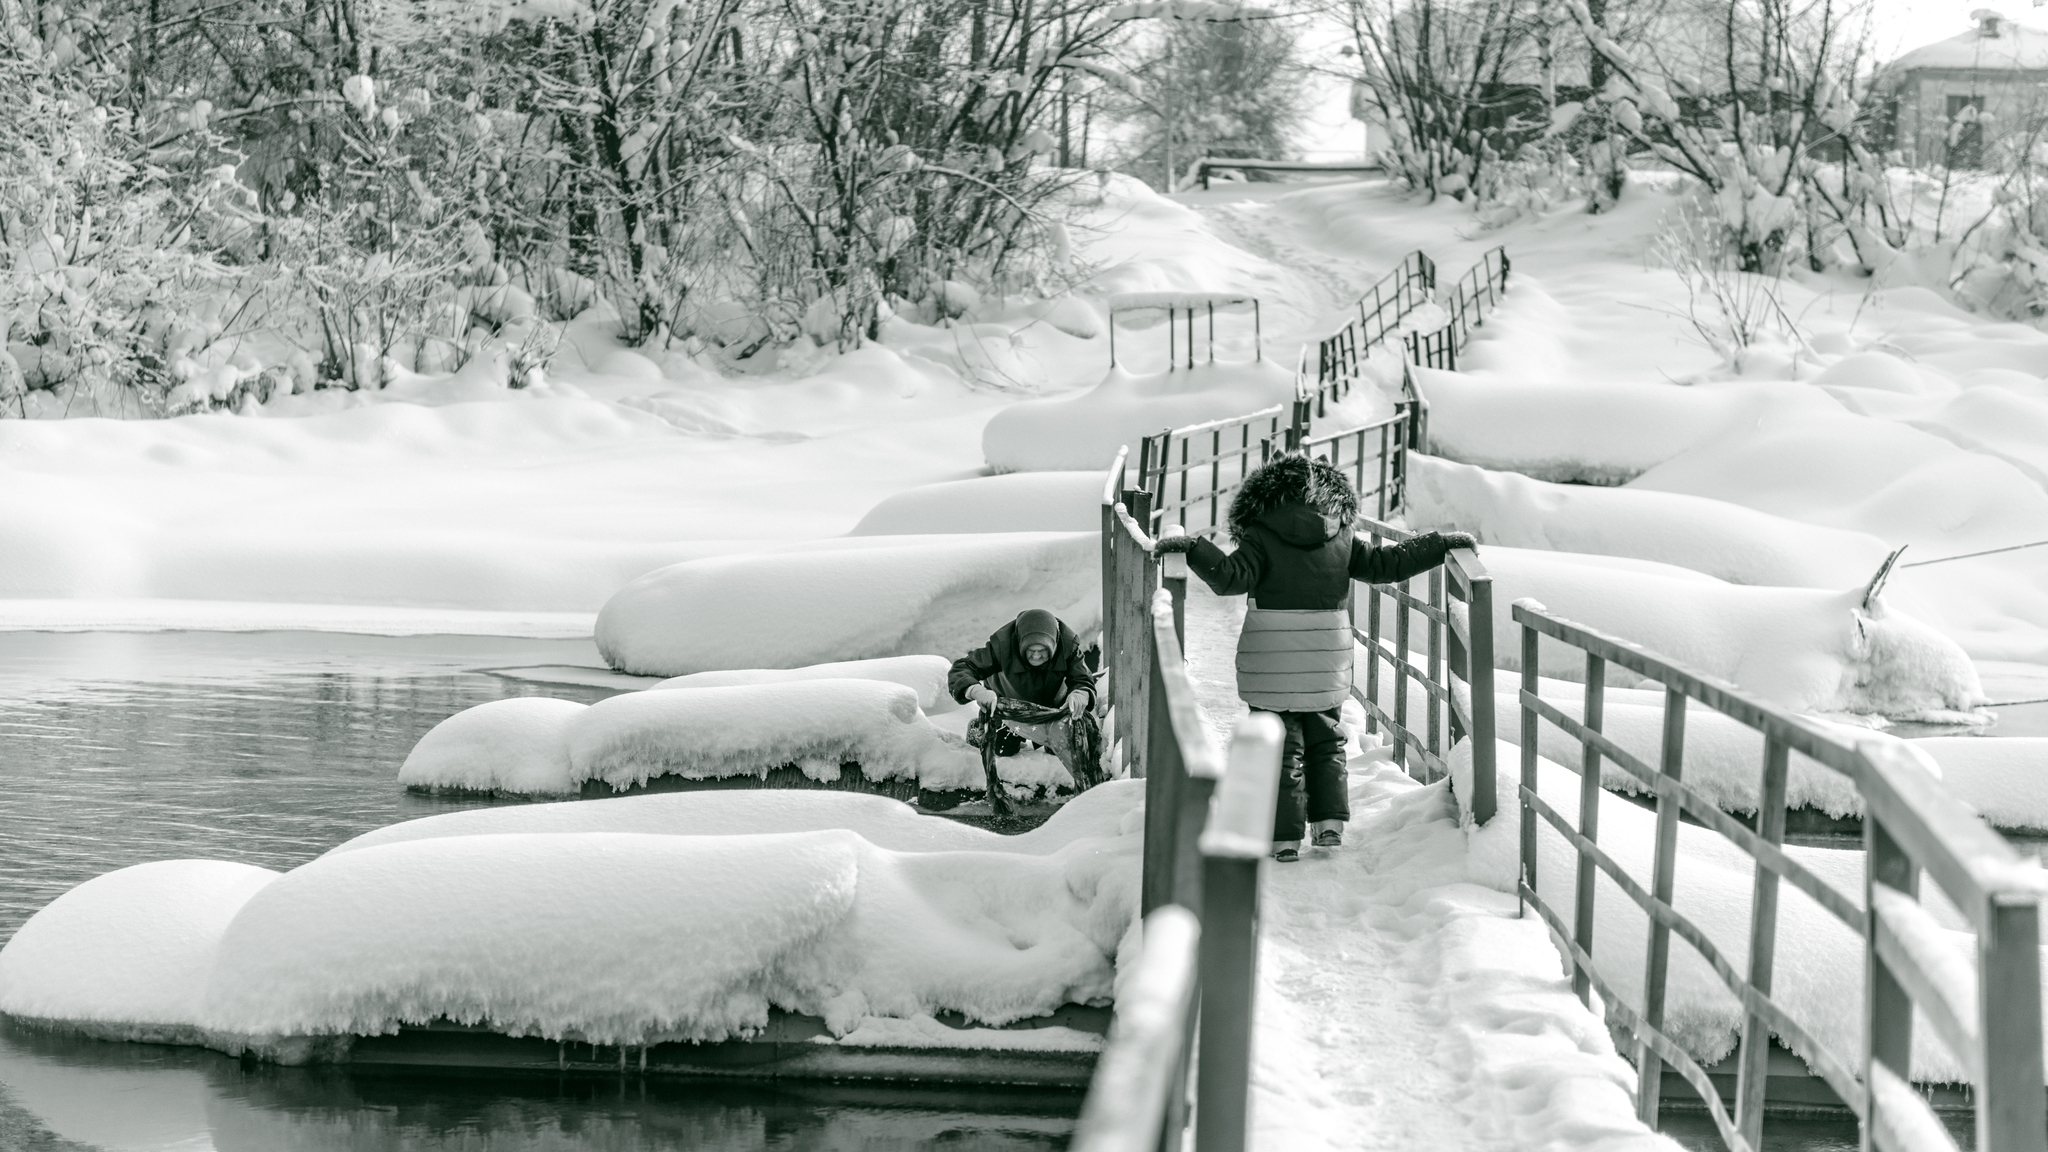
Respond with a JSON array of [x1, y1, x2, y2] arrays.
[[1194, 156, 1383, 189], [1351, 515, 1495, 823], [1511, 599, 2048, 1152]]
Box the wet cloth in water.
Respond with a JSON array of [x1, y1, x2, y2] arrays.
[[1236, 604, 1352, 712]]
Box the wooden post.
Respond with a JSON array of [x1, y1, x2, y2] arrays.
[[1163, 552, 1188, 656], [1393, 577, 1412, 776], [1636, 686, 1688, 1127], [1192, 715, 1282, 1152], [1734, 736, 1789, 1148], [1978, 894, 2047, 1152], [1466, 569, 1495, 826], [1518, 622, 1539, 912], [1426, 567, 1443, 775], [1863, 817, 1916, 1152], [1141, 629, 1183, 918], [1571, 653, 1605, 1006]]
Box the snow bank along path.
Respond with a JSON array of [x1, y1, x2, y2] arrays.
[[595, 532, 1099, 678], [0, 786, 1144, 1055]]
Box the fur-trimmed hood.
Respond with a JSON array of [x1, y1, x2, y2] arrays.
[[1226, 454, 1359, 547]]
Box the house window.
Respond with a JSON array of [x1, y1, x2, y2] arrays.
[[1948, 94, 1985, 169]]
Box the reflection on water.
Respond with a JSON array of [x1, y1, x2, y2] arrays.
[[0, 1024, 1077, 1151], [0, 631, 622, 942]]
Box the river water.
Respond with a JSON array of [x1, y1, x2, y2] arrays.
[[0, 631, 1078, 1151]]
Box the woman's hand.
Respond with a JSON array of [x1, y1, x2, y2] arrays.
[[967, 685, 998, 708], [1068, 692, 1091, 718]]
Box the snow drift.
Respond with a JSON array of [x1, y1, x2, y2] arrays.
[[0, 785, 1145, 1052], [651, 654, 959, 714], [1407, 454, 1892, 588], [1477, 546, 1985, 720], [594, 532, 1099, 678], [398, 678, 1077, 796], [1415, 368, 1839, 485], [850, 473, 1106, 535], [981, 361, 1305, 473], [566, 679, 994, 793]]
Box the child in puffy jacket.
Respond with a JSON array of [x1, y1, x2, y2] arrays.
[[1156, 454, 1473, 861]]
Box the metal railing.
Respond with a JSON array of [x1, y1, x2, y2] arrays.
[[1352, 516, 1495, 823], [1300, 408, 1415, 522], [1302, 249, 1435, 420], [1107, 292, 1262, 371], [1193, 156, 1383, 190], [1135, 407, 1288, 540], [1077, 486, 1285, 1152], [1511, 599, 2048, 1152], [1406, 247, 1510, 373]]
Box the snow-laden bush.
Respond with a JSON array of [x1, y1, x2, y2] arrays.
[[0, 36, 260, 417]]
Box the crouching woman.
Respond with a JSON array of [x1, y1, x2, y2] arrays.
[[1156, 455, 1473, 861]]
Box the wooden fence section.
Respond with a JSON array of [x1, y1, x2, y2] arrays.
[[1072, 585, 1285, 1152], [1193, 156, 1382, 190], [1511, 600, 2048, 1152], [1352, 515, 1495, 823], [1300, 408, 1415, 522], [1106, 292, 1262, 371], [1100, 447, 1158, 782]]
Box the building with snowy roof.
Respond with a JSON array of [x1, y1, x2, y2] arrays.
[[1876, 10, 2048, 167]]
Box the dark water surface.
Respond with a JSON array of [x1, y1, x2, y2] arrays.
[[0, 631, 625, 942], [0, 630, 1079, 1151]]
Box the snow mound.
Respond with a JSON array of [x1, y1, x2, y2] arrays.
[[653, 655, 958, 714], [1481, 546, 1985, 719], [399, 697, 586, 794], [331, 777, 1145, 858], [982, 362, 1302, 473], [564, 679, 995, 793], [1920, 738, 2048, 831], [850, 472, 1105, 535], [1416, 369, 1839, 484], [0, 786, 1145, 1051], [594, 533, 1098, 678], [1407, 454, 1892, 588], [0, 861, 278, 1028]]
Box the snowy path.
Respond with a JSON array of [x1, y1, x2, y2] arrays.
[[1179, 583, 1676, 1151]]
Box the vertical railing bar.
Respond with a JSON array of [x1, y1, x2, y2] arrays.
[[1518, 622, 1539, 913], [1571, 652, 1605, 1006], [1393, 576, 1412, 776], [1636, 686, 1689, 1129], [1426, 566, 1443, 772], [1734, 735, 1790, 1148], [1365, 580, 1382, 737]]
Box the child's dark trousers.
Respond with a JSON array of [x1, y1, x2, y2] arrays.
[[1251, 706, 1350, 842]]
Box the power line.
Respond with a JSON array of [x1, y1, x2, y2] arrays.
[[1897, 539, 2048, 569]]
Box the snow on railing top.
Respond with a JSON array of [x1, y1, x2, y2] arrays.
[[1107, 291, 1258, 313]]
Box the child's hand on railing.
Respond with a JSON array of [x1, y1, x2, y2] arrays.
[[1153, 530, 1197, 555], [1443, 531, 1479, 552]]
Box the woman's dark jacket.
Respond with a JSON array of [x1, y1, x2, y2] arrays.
[[948, 618, 1098, 708]]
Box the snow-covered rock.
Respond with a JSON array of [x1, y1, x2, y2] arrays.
[[565, 679, 994, 793], [0, 786, 1144, 1051], [850, 472, 1105, 535], [595, 533, 1098, 678], [399, 697, 585, 794], [1479, 546, 1985, 720], [652, 655, 960, 714], [1407, 454, 1893, 588]]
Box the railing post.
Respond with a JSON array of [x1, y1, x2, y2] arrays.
[[1194, 716, 1284, 1152], [1979, 894, 2047, 1152], [1734, 736, 1789, 1148], [1636, 686, 1687, 1128], [1518, 620, 1539, 915], [1163, 553, 1188, 655], [1864, 817, 1917, 1147], [1123, 490, 1156, 782], [1142, 628, 1184, 918], [1571, 652, 1605, 1006], [1466, 567, 1495, 826]]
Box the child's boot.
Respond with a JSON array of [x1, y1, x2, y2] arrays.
[[1312, 820, 1344, 848], [1272, 840, 1301, 863]]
